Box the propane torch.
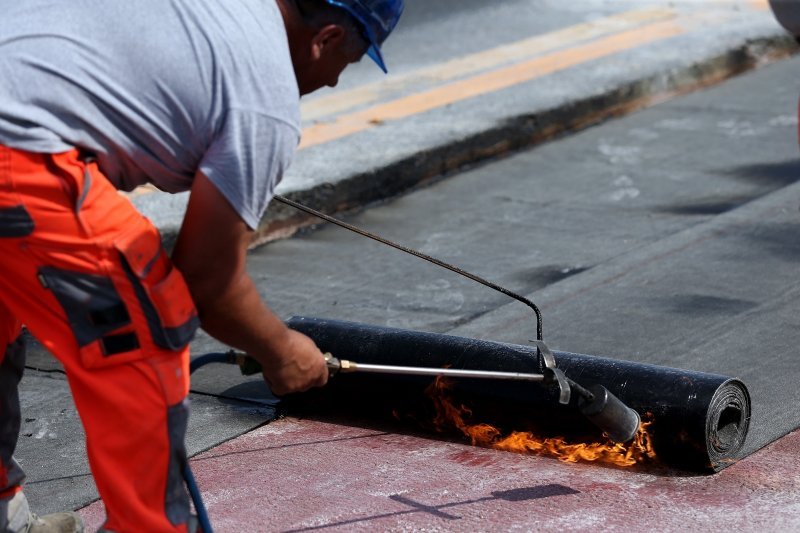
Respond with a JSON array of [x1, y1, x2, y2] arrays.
[[191, 347, 641, 444]]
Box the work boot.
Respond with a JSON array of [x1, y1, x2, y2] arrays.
[[26, 510, 84, 533], [1, 491, 83, 533]]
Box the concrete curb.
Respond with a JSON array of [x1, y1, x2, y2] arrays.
[[256, 34, 797, 244], [132, 33, 798, 250]]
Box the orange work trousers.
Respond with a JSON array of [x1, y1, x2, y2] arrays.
[[0, 145, 199, 532]]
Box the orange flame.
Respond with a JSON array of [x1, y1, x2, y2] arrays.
[[427, 376, 656, 467]]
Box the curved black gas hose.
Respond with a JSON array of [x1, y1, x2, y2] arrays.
[[273, 195, 544, 342]]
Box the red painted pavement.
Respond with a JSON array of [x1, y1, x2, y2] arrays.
[[80, 419, 800, 531]]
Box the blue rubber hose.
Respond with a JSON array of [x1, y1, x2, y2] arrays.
[[184, 462, 213, 533], [184, 351, 239, 533], [189, 352, 234, 373]]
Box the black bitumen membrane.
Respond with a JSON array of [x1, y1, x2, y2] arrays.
[[284, 316, 750, 472], [15, 55, 800, 512]]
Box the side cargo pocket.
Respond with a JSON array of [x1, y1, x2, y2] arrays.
[[38, 266, 142, 368], [115, 224, 199, 352]]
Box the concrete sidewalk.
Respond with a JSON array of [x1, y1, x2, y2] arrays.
[[129, 0, 797, 246]]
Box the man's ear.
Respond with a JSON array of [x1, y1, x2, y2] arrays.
[[310, 24, 346, 61]]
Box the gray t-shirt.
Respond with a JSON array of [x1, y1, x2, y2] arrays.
[[0, 0, 300, 229]]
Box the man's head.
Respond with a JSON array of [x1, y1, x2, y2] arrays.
[[279, 0, 404, 95]]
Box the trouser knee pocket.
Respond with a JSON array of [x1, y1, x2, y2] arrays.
[[38, 265, 142, 367]]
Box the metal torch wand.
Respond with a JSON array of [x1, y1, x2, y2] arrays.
[[196, 350, 640, 443]]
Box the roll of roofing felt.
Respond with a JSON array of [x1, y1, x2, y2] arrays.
[[285, 316, 750, 473]]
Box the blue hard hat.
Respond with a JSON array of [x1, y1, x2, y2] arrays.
[[323, 0, 404, 73]]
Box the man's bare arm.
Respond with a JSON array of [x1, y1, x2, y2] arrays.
[[171, 172, 328, 395]]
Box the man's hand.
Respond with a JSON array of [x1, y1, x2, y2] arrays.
[[173, 171, 328, 394], [259, 329, 328, 395]]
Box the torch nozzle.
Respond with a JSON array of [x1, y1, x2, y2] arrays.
[[578, 384, 641, 443]]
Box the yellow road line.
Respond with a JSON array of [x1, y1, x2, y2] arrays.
[[300, 19, 687, 149], [301, 7, 677, 122]]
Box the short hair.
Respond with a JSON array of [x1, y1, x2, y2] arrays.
[[295, 0, 367, 56]]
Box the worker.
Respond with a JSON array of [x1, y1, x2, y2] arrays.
[[0, 0, 403, 531]]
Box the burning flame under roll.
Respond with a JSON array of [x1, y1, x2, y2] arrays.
[[426, 376, 656, 467]]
